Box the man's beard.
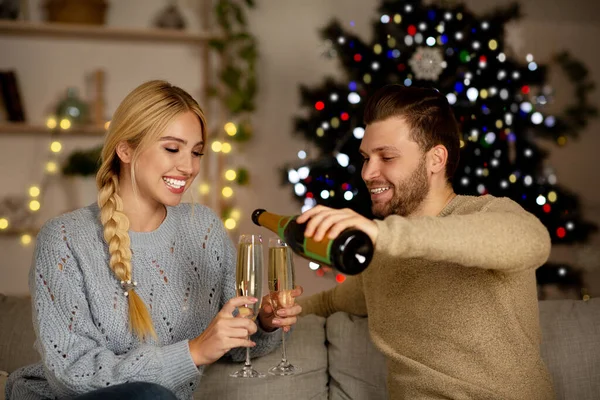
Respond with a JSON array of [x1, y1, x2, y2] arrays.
[[370, 156, 430, 218]]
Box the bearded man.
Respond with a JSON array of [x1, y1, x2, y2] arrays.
[[297, 85, 555, 400]]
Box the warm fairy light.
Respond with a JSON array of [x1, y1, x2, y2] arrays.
[[224, 218, 237, 230], [230, 209, 241, 220], [46, 117, 57, 129], [316, 128, 325, 137], [59, 119, 71, 130], [29, 200, 41, 211], [460, 140, 465, 148], [548, 191, 558, 203], [29, 186, 40, 197], [0, 218, 8, 230], [373, 44, 382, 54], [224, 122, 237, 136], [222, 187, 233, 198], [104, 120, 111, 130], [199, 183, 210, 194], [46, 162, 58, 173], [225, 169, 237, 181], [221, 142, 232, 153], [21, 234, 32, 245], [50, 141, 62, 153], [509, 174, 517, 183], [211, 141, 223, 152], [557, 136, 567, 146], [488, 40, 498, 50]]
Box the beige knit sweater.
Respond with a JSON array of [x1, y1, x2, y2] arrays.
[[299, 195, 555, 400]]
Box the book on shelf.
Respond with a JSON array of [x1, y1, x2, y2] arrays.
[[0, 70, 26, 122]]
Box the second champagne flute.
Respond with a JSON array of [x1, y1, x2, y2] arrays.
[[268, 238, 302, 375], [229, 234, 265, 378]]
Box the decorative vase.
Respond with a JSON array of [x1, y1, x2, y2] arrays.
[[154, 0, 186, 30], [56, 87, 88, 125]]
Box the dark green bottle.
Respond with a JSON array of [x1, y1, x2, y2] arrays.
[[251, 209, 374, 275]]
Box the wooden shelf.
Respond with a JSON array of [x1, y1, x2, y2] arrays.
[[0, 123, 106, 136], [0, 228, 38, 237], [0, 20, 218, 44]]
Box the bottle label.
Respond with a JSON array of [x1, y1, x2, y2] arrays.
[[304, 237, 332, 264]]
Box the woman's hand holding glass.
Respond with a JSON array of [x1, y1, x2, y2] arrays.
[[188, 296, 259, 366]]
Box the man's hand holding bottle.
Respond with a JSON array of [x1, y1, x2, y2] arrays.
[[297, 206, 379, 245]]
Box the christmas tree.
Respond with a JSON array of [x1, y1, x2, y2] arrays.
[[284, 0, 597, 292]]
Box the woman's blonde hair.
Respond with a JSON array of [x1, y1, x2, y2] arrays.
[[96, 80, 207, 341]]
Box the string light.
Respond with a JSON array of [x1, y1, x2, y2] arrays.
[[224, 218, 236, 230], [29, 200, 41, 211], [21, 234, 32, 245], [225, 169, 237, 181], [211, 141, 223, 152], [46, 117, 57, 129], [59, 119, 71, 130], [0, 218, 8, 230], [46, 162, 58, 174], [224, 122, 237, 136], [29, 186, 40, 197], [198, 183, 210, 195], [221, 142, 232, 154], [222, 187, 233, 198], [50, 141, 62, 153]]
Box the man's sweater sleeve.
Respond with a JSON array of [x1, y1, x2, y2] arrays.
[[298, 274, 368, 318], [374, 196, 551, 273], [30, 221, 199, 398]]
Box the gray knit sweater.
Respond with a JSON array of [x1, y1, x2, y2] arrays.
[[6, 203, 281, 400]]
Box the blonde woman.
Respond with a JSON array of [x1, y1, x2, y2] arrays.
[[6, 81, 303, 400]]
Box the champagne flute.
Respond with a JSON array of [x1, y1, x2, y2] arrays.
[[267, 238, 302, 375], [229, 234, 266, 378]]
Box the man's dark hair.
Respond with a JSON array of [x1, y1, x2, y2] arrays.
[[363, 84, 461, 182]]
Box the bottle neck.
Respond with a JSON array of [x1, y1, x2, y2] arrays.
[[257, 211, 291, 237]]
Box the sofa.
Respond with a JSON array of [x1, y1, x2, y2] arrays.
[[1, 294, 599, 400]]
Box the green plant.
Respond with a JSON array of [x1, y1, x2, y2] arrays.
[[209, 0, 257, 144], [61, 145, 102, 177]]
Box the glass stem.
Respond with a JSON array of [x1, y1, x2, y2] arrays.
[[281, 330, 287, 363], [245, 335, 252, 367]]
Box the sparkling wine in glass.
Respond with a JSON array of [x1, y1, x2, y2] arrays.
[[230, 234, 265, 378], [268, 238, 301, 375]]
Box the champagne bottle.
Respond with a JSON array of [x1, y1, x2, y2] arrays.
[[251, 209, 374, 275]]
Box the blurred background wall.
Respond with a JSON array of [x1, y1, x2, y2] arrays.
[[1, 0, 599, 297]]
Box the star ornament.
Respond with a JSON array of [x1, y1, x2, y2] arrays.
[[409, 47, 445, 81]]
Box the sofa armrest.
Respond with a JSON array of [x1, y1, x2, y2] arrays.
[[539, 298, 600, 400]]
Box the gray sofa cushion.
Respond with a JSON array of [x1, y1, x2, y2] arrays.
[[326, 312, 387, 400], [539, 299, 600, 400], [0, 295, 38, 374], [195, 314, 328, 400]]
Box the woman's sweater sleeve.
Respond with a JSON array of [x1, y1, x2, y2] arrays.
[[30, 220, 199, 398]]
